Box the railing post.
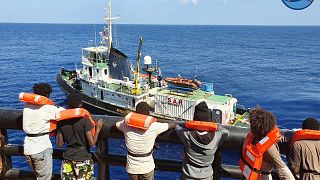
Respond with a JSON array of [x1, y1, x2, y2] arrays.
[[0, 129, 2, 174], [97, 139, 107, 180], [212, 147, 222, 180], [105, 138, 110, 179], [0, 129, 12, 177]]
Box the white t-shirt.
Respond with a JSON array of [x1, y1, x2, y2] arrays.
[[116, 120, 169, 174], [23, 103, 64, 155]]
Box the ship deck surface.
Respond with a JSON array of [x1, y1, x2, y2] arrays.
[[158, 89, 232, 104]]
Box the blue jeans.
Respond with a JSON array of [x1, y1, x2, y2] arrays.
[[26, 148, 53, 180]]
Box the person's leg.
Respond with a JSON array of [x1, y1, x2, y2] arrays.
[[139, 170, 154, 180], [128, 173, 139, 180], [61, 159, 76, 180], [26, 155, 39, 177], [76, 159, 94, 180], [26, 148, 52, 180]]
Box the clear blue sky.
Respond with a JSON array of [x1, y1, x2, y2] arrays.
[[0, 0, 319, 25]]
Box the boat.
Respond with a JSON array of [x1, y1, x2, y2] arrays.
[[165, 76, 202, 89], [56, 0, 250, 127]]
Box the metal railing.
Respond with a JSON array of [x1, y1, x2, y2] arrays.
[[0, 108, 294, 179]]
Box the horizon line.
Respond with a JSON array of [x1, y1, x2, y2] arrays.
[[1, 22, 320, 27]]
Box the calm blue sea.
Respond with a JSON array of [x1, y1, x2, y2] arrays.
[[0, 23, 319, 179]]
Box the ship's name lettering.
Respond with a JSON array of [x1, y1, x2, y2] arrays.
[[167, 98, 183, 106]]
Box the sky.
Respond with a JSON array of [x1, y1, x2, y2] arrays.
[[0, 0, 319, 25]]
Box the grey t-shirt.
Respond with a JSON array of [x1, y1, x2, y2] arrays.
[[175, 124, 229, 179]]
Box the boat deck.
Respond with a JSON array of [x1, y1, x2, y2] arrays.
[[158, 89, 233, 104]]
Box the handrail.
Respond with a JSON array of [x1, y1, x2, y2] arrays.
[[0, 108, 294, 179], [0, 129, 2, 174]]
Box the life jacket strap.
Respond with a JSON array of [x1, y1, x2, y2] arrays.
[[25, 132, 49, 137], [240, 155, 271, 175], [302, 169, 320, 175], [127, 150, 153, 157]]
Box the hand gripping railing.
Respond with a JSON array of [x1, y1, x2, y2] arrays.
[[0, 108, 294, 179]]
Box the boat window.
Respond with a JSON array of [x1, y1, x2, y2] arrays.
[[83, 50, 89, 58], [90, 52, 97, 62], [102, 53, 108, 61], [101, 90, 104, 100], [89, 67, 93, 77], [132, 99, 135, 108], [96, 53, 102, 63], [104, 69, 108, 75], [97, 69, 99, 73]]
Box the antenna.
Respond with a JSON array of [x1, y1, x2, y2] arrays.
[[104, 0, 120, 51], [94, 16, 97, 47]]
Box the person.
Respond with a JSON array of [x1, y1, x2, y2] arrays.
[[20, 83, 63, 180], [175, 101, 229, 180], [239, 107, 294, 180], [56, 93, 104, 180], [288, 118, 320, 180], [116, 102, 175, 180]]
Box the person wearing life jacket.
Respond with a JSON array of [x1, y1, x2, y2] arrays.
[[240, 107, 294, 180], [21, 83, 64, 180], [288, 118, 320, 180], [175, 101, 229, 180], [56, 93, 103, 180], [116, 102, 176, 180]]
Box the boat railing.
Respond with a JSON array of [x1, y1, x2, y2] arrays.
[[0, 108, 294, 180]]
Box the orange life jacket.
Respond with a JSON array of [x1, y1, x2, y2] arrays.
[[19, 92, 57, 136], [185, 121, 218, 132], [19, 92, 54, 105], [125, 112, 157, 130], [290, 129, 320, 147], [55, 108, 96, 136], [239, 127, 282, 180]]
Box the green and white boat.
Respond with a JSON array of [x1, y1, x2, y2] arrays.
[[56, 0, 249, 127]]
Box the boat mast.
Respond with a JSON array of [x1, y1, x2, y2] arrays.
[[103, 0, 119, 51], [107, 0, 112, 51], [132, 36, 143, 95]]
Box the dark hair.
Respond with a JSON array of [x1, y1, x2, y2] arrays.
[[193, 101, 210, 122], [302, 118, 319, 130], [67, 93, 83, 108], [33, 83, 52, 97], [136, 102, 150, 115], [249, 107, 276, 139]]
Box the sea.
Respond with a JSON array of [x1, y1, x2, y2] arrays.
[[0, 23, 319, 179]]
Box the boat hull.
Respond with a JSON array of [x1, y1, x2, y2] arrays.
[[56, 72, 125, 116]]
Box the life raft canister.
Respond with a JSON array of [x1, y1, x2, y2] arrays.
[[290, 129, 320, 147], [19, 92, 57, 135], [185, 121, 218, 132], [55, 108, 96, 136], [239, 127, 281, 180], [125, 112, 157, 130]]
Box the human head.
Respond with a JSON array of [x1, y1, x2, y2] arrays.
[[136, 102, 150, 115], [193, 101, 210, 122], [302, 118, 319, 130], [33, 83, 52, 98], [67, 93, 83, 108], [249, 107, 276, 139]]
